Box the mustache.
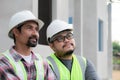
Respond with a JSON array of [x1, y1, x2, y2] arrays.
[[62, 43, 73, 48], [29, 35, 38, 41]]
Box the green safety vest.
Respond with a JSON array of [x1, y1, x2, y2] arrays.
[[47, 54, 86, 80], [2, 50, 44, 80]]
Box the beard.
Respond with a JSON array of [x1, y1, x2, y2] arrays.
[[26, 36, 38, 47], [62, 43, 75, 56], [64, 50, 74, 57]]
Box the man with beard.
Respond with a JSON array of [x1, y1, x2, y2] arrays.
[[46, 20, 99, 80], [0, 10, 55, 80]]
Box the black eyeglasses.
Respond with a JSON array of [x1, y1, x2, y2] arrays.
[[51, 32, 73, 42]]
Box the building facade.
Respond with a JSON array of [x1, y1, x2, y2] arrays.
[[0, 0, 112, 80]]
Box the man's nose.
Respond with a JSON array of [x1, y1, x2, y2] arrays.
[[64, 36, 69, 42], [32, 29, 39, 35]]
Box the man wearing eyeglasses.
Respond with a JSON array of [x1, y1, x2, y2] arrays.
[[46, 20, 99, 80]]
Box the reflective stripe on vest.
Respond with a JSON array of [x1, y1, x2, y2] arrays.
[[76, 55, 87, 80], [3, 50, 44, 80], [47, 54, 86, 80]]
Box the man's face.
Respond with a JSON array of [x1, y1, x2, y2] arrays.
[[14, 21, 39, 47], [50, 31, 76, 57]]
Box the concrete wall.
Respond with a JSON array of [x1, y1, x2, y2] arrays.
[[107, 3, 112, 80], [73, 0, 83, 56], [52, 0, 69, 21], [0, 0, 112, 79], [73, 0, 112, 79], [0, 0, 33, 52], [82, 0, 98, 66], [97, 0, 112, 80]]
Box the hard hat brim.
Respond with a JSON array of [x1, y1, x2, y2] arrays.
[[8, 19, 44, 39]]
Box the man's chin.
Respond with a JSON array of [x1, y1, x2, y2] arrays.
[[26, 42, 37, 47], [64, 50, 74, 56], [31, 45, 37, 47]]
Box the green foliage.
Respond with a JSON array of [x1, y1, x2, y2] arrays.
[[113, 56, 120, 64], [112, 41, 120, 65], [112, 41, 120, 56]]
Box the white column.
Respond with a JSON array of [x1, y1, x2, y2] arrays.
[[52, 0, 69, 22], [73, 0, 83, 56], [32, 0, 38, 17]]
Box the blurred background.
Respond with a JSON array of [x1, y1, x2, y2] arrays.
[[0, 0, 120, 80], [112, 0, 120, 80]]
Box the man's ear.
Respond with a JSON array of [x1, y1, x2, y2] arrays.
[[12, 28, 20, 37], [49, 43, 55, 51]]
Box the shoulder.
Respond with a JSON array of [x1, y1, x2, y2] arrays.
[[0, 53, 12, 70], [33, 53, 49, 67], [42, 58, 50, 68], [73, 54, 86, 59], [0, 52, 9, 62], [86, 59, 95, 67], [74, 55, 87, 64], [85, 60, 100, 80]]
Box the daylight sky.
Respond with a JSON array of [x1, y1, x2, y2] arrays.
[[112, 3, 120, 42]]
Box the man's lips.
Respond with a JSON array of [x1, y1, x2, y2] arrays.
[[30, 38, 37, 42], [63, 43, 73, 48]]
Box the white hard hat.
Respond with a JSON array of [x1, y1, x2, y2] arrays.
[[8, 10, 44, 39], [47, 19, 73, 42]]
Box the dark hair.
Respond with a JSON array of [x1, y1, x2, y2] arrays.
[[13, 24, 23, 44]]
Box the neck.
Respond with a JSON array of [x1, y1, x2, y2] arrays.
[[55, 53, 73, 60], [14, 44, 32, 56]]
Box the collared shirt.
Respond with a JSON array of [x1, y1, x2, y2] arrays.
[[0, 46, 55, 80]]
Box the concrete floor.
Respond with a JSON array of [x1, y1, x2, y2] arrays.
[[112, 70, 120, 80]]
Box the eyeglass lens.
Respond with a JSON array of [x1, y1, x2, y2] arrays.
[[54, 33, 73, 42]]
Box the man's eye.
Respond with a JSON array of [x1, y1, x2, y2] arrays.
[[35, 27, 39, 31], [57, 37, 63, 40], [25, 25, 32, 29]]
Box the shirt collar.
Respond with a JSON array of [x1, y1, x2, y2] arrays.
[[9, 46, 39, 62]]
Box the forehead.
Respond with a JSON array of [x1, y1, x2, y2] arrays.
[[22, 20, 38, 25], [55, 30, 73, 36], [18, 21, 39, 30]]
